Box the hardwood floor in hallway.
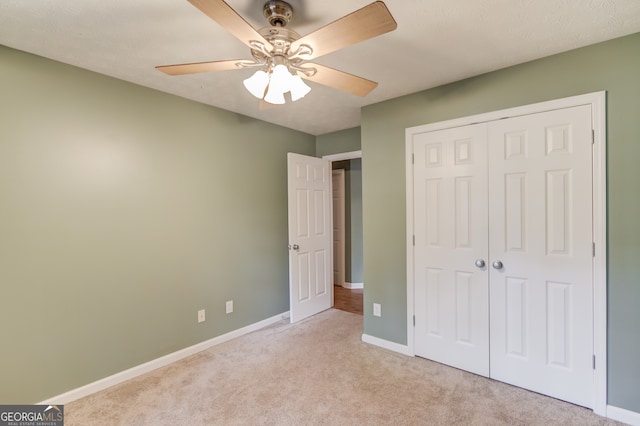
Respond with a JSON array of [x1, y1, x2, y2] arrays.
[[333, 285, 363, 315]]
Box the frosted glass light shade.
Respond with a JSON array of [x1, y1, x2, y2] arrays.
[[243, 64, 311, 104], [289, 75, 311, 101], [269, 64, 292, 92], [264, 84, 286, 104], [243, 70, 269, 99]]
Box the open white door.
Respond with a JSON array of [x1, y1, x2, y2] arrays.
[[287, 153, 333, 323]]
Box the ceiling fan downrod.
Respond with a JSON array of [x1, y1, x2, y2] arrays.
[[263, 0, 293, 27]]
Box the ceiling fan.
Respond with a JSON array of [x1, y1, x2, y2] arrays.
[[156, 0, 397, 105]]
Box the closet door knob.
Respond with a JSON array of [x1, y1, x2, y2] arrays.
[[492, 260, 504, 270], [475, 259, 486, 268]]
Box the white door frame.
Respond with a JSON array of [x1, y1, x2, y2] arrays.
[[405, 92, 607, 415], [323, 150, 363, 290], [323, 150, 362, 162]]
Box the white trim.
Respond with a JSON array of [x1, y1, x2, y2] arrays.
[[405, 137, 415, 356], [406, 91, 607, 413], [607, 405, 640, 426], [591, 92, 608, 417], [322, 150, 362, 162], [38, 312, 289, 405], [362, 334, 412, 356], [343, 282, 364, 289]]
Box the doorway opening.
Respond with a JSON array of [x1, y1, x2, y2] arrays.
[[324, 151, 363, 315]]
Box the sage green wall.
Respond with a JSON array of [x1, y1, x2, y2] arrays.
[[361, 32, 640, 412], [348, 159, 363, 283], [315, 127, 361, 157], [0, 45, 315, 403]]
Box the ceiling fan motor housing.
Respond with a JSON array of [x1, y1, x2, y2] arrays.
[[251, 27, 302, 64], [263, 0, 293, 27]]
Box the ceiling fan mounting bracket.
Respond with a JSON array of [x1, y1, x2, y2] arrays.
[[263, 0, 293, 27]]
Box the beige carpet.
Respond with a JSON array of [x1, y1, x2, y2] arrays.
[[66, 309, 621, 425]]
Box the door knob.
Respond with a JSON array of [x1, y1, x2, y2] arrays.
[[474, 259, 486, 268], [289, 244, 300, 251], [492, 260, 504, 270]]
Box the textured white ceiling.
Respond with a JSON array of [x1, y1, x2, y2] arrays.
[[2, 0, 640, 135]]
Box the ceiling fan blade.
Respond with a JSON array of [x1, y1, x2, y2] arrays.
[[301, 63, 378, 97], [259, 99, 279, 110], [187, 0, 273, 51], [291, 1, 397, 60], [156, 59, 245, 75]]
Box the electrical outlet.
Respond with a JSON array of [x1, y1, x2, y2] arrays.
[[226, 300, 233, 314], [197, 309, 205, 323], [373, 303, 381, 317]]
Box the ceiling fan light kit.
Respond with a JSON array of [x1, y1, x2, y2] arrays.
[[156, 0, 397, 105], [242, 47, 313, 104]]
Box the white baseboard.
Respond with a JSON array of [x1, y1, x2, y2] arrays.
[[362, 333, 412, 356], [607, 405, 640, 426], [38, 311, 289, 405], [343, 282, 364, 289]]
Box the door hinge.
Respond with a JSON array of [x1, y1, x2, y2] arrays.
[[412, 153, 415, 164], [593, 354, 596, 369], [593, 242, 596, 257], [412, 235, 415, 246], [413, 315, 416, 326], [592, 129, 595, 144]]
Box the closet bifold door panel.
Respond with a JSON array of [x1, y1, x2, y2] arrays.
[[411, 104, 595, 408], [413, 123, 490, 377], [487, 105, 594, 408]]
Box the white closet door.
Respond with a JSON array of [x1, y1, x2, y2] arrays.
[[488, 105, 594, 407], [413, 123, 490, 376]]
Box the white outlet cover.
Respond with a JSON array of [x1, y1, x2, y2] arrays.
[[373, 303, 381, 317], [226, 300, 233, 314], [197, 309, 205, 323]]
